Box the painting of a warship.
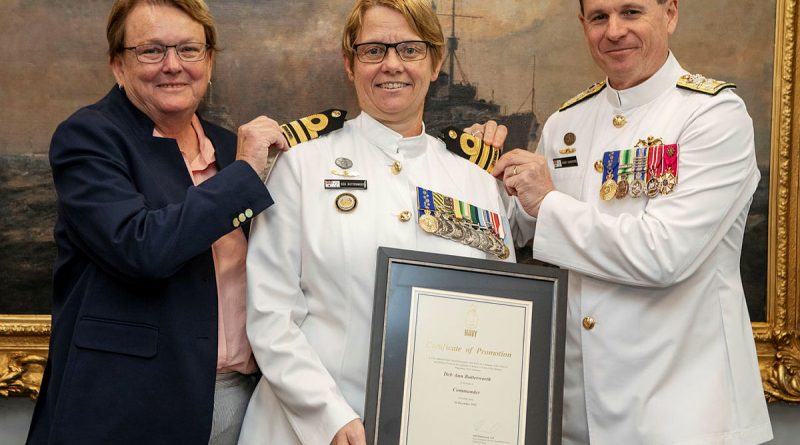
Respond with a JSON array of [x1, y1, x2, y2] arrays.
[[424, 1, 539, 150]]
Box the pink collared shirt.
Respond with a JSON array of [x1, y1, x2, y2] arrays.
[[154, 116, 257, 374]]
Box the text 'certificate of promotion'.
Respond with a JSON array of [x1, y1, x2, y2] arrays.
[[399, 287, 533, 445]]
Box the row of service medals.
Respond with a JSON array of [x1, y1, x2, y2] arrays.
[[600, 138, 679, 201], [416, 187, 510, 259]]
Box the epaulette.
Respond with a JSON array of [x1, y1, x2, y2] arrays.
[[676, 74, 736, 96], [260, 109, 347, 183], [559, 81, 607, 112], [280, 109, 347, 147], [439, 127, 501, 174]]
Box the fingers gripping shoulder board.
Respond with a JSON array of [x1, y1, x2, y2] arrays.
[[439, 126, 501, 174], [259, 109, 348, 182]]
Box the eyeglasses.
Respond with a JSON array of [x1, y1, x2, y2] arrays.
[[352, 41, 430, 63], [123, 42, 210, 63]]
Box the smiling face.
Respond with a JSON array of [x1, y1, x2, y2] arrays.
[[110, 3, 212, 126], [344, 5, 442, 136], [580, 0, 678, 90]]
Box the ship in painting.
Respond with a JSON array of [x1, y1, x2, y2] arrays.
[[424, 1, 539, 149]]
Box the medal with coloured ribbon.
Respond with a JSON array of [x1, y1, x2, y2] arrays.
[[600, 150, 620, 201], [416, 186, 509, 259], [600, 139, 680, 200]]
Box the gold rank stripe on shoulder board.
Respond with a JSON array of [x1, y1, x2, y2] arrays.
[[559, 80, 607, 112], [280, 109, 347, 148], [259, 109, 348, 183], [676, 74, 736, 96], [439, 127, 502, 174]]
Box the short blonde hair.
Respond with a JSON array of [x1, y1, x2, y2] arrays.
[[107, 0, 218, 61], [341, 0, 444, 69]]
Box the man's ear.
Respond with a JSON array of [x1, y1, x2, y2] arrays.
[[666, 0, 679, 34]]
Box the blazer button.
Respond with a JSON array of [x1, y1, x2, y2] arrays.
[[245, 208, 254, 218], [399, 210, 412, 222], [238, 213, 247, 222], [232, 218, 241, 228], [582, 316, 596, 330]]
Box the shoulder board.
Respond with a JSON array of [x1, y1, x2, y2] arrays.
[[280, 109, 347, 147], [559, 81, 607, 112], [438, 127, 501, 174], [676, 74, 736, 96]]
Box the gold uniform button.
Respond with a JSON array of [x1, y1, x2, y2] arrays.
[[594, 160, 603, 173], [399, 210, 412, 222], [391, 161, 402, 175], [232, 218, 241, 228], [238, 213, 247, 222], [244, 208, 254, 218], [582, 316, 596, 330]]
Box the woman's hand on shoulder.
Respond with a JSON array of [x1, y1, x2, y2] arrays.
[[331, 418, 366, 445], [235, 115, 290, 176]]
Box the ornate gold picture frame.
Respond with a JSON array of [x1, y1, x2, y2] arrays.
[[755, 0, 800, 404], [1, 0, 798, 404]]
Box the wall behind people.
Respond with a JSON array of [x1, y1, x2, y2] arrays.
[[0, 0, 790, 437], [0, 0, 776, 320]]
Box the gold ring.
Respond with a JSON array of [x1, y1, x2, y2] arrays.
[[513, 165, 518, 176]]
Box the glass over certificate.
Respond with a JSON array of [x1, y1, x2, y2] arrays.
[[365, 248, 566, 445], [399, 287, 533, 445]]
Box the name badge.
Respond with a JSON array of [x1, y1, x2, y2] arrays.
[[324, 179, 368, 190], [553, 156, 578, 169]]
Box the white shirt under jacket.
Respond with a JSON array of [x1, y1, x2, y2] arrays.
[[511, 53, 772, 445], [240, 112, 515, 444]]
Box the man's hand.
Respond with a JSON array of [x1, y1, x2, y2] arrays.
[[463, 120, 508, 149], [331, 418, 366, 445], [493, 149, 556, 218]]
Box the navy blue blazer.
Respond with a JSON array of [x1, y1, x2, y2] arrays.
[[27, 86, 273, 444]]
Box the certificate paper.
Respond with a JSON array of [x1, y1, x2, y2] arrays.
[[399, 287, 533, 445]]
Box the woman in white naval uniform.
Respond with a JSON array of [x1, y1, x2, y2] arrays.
[[239, 1, 514, 444]]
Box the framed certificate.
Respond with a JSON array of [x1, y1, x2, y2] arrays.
[[365, 247, 568, 445]]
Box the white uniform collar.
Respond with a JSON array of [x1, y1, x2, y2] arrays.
[[354, 112, 428, 158], [603, 51, 686, 111]]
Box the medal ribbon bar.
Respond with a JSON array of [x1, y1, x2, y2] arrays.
[[599, 142, 681, 200], [415, 186, 509, 259]]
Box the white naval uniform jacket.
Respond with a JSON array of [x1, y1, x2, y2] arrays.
[[240, 112, 515, 445], [511, 53, 772, 445]]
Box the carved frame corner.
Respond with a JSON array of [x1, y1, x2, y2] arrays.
[[0, 315, 51, 400]]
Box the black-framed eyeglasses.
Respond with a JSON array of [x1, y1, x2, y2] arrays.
[[123, 42, 210, 63], [352, 41, 430, 63]]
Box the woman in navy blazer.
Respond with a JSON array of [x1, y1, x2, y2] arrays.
[[26, 1, 288, 443]]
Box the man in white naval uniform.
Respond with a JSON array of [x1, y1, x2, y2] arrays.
[[493, 0, 773, 444]]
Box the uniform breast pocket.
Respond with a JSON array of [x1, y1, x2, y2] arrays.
[[550, 163, 585, 199], [74, 316, 159, 358]]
